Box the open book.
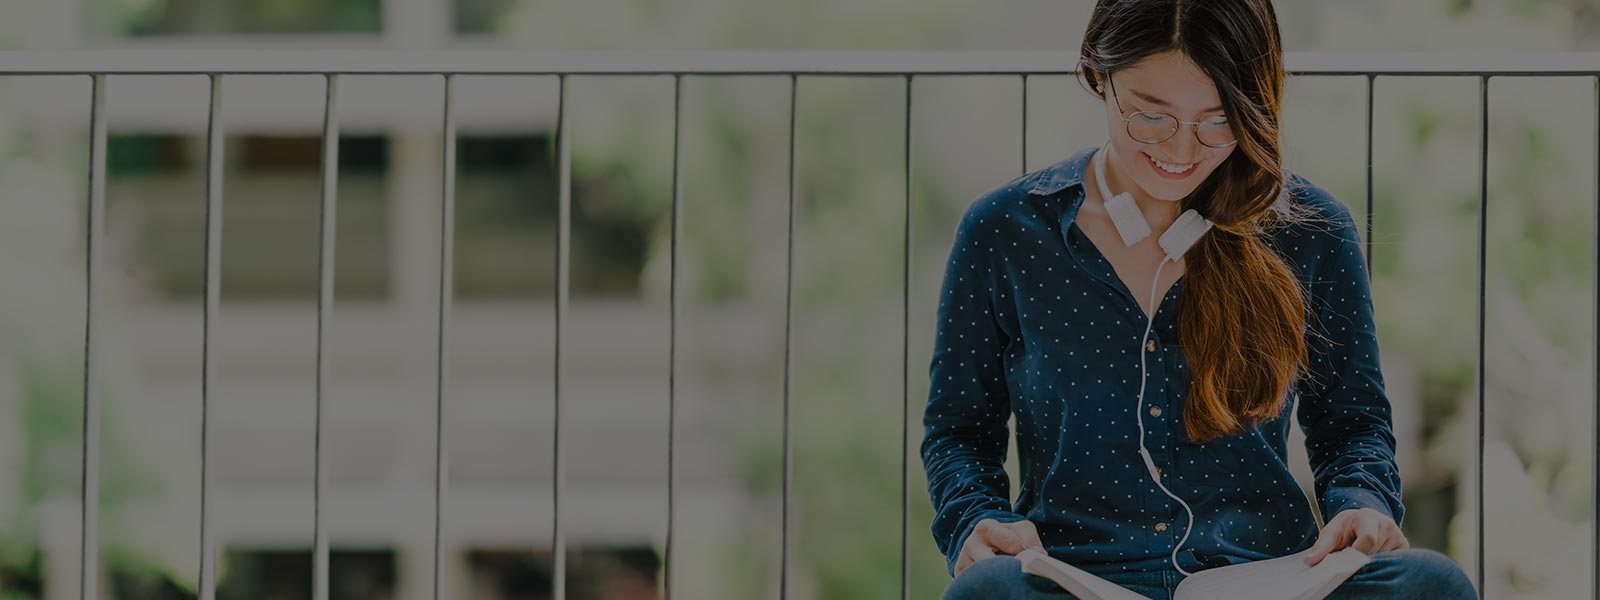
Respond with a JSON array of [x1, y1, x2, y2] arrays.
[[1015, 547, 1371, 600]]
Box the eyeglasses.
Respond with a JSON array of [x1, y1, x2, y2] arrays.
[[1107, 73, 1237, 149]]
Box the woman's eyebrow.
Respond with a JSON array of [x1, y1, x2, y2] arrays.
[[1128, 87, 1224, 113]]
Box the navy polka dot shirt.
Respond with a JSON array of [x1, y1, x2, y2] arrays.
[[921, 145, 1404, 577]]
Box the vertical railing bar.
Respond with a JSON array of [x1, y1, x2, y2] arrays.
[[900, 73, 914, 600], [1475, 74, 1489, 600], [198, 72, 224, 600], [1592, 73, 1599, 600], [1021, 74, 1028, 175], [666, 72, 683, 600], [1364, 74, 1375, 274], [79, 72, 106, 600], [780, 72, 797, 600], [553, 73, 570, 600], [433, 72, 458, 600], [313, 73, 340, 600]]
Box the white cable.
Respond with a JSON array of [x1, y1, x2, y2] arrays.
[[1137, 256, 1197, 577], [1097, 141, 1205, 575]]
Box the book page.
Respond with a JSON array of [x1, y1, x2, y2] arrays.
[[1172, 547, 1371, 600], [1016, 549, 1154, 600]]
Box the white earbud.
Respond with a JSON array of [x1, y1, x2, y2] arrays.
[[1095, 144, 1151, 247], [1159, 208, 1214, 261], [1092, 142, 1214, 260]]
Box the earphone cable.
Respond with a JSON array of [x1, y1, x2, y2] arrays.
[[1137, 257, 1197, 577]]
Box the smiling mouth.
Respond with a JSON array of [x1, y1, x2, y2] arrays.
[[1146, 153, 1196, 174]]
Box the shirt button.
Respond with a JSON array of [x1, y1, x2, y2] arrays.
[[1156, 466, 1163, 476], [1149, 405, 1162, 417], [1155, 522, 1169, 532], [1145, 339, 1157, 352]]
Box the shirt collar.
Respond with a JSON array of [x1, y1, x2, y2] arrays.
[[1026, 145, 1097, 199]]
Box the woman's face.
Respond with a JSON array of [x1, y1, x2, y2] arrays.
[[1098, 50, 1237, 203]]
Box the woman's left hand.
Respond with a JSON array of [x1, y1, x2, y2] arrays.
[[1303, 507, 1409, 566]]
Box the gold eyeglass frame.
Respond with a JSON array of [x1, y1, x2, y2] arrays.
[[1105, 73, 1238, 149]]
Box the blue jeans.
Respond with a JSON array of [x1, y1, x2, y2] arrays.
[[941, 548, 1476, 600]]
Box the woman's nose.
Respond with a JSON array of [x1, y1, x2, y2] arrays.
[[1160, 126, 1203, 160]]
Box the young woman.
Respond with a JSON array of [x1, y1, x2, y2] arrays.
[[920, 1, 1477, 598]]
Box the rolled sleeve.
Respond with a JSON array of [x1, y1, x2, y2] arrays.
[[1293, 200, 1406, 527], [920, 205, 1023, 577]]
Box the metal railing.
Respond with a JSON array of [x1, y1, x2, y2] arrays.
[[1, 49, 1597, 600]]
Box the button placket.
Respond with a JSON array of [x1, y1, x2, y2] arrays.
[[1142, 304, 1176, 521], [1141, 332, 1171, 441]]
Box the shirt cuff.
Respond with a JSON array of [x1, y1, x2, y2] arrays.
[[1324, 485, 1399, 525], [948, 510, 1030, 577]]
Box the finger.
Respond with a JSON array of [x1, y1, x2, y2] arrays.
[[956, 541, 990, 577], [954, 553, 973, 578], [1304, 528, 1337, 560], [958, 521, 1001, 574], [966, 520, 997, 560], [986, 523, 1029, 555], [1351, 532, 1382, 555], [1378, 535, 1406, 554], [1382, 522, 1410, 552], [1368, 525, 1402, 555], [1012, 521, 1046, 551], [959, 543, 995, 577], [1303, 544, 1327, 565], [1375, 525, 1409, 554], [1303, 542, 1326, 566], [1303, 525, 1349, 566], [1351, 518, 1383, 554]]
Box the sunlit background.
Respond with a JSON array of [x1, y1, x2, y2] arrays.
[[1, 0, 1599, 598]]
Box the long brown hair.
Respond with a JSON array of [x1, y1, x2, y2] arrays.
[[1079, 0, 1314, 444]]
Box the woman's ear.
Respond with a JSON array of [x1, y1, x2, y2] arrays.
[[1078, 64, 1110, 101]]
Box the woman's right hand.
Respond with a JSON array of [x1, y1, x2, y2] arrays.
[[954, 518, 1046, 577]]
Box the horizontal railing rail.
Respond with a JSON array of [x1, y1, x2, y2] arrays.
[[0, 50, 1598, 75]]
